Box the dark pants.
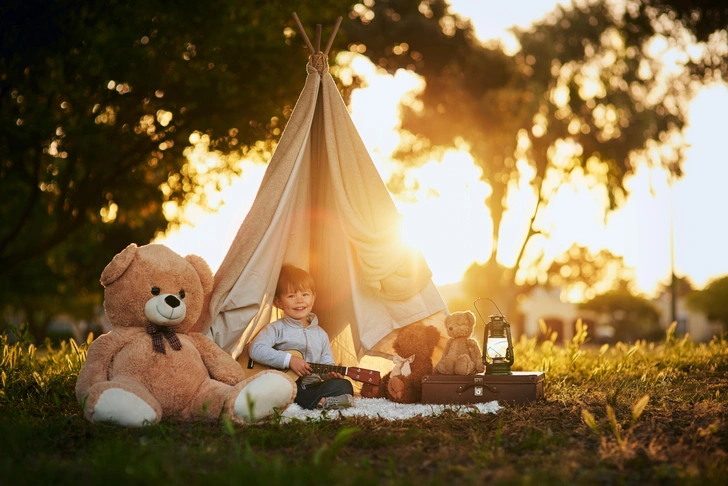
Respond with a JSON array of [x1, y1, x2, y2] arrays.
[[295, 378, 354, 410]]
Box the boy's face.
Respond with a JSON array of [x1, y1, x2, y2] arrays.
[[274, 287, 316, 321]]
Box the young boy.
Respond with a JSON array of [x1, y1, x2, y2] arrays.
[[249, 264, 354, 410]]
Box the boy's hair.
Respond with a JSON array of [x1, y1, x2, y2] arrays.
[[275, 264, 316, 298]]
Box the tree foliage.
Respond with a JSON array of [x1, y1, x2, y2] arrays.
[[688, 275, 728, 331], [544, 244, 636, 300], [343, 0, 726, 317], [1, 0, 726, 338], [579, 288, 662, 341], [645, 0, 728, 49], [0, 0, 351, 337]]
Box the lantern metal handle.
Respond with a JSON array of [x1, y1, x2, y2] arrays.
[[473, 297, 505, 325]]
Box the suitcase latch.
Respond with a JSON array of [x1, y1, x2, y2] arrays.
[[456, 383, 499, 395], [474, 376, 484, 395]]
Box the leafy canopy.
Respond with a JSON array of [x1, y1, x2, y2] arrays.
[[344, 0, 726, 311], [0, 0, 350, 334]]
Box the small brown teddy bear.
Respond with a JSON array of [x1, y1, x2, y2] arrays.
[[434, 310, 485, 375], [76, 243, 297, 427], [378, 322, 441, 403]]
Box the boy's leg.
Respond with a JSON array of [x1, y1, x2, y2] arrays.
[[294, 379, 354, 410], [319, 378, 354, 402], [294, 382, 321, 410]]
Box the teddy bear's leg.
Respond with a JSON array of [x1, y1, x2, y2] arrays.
[[185, 374, 293, 424], [83, 380, 161, 427], [391, 376, 423, 403], [435, 357, 454, 375], [454, 355, 475, 376], [227, 370, 297, 424], [186, 380, 235, 422]]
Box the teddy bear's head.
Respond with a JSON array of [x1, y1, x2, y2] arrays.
[[444, 310, 477, 338], [392, 322, 441, 359], [100, 243, 213, 333]]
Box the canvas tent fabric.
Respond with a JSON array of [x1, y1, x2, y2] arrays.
[[197, 53, 448, 366]]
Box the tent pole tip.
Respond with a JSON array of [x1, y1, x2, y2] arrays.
[[323, 16, 343, 56], [292, 12, 316, 55]]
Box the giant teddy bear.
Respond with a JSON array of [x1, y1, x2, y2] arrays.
[[76, 243, 297, 427]]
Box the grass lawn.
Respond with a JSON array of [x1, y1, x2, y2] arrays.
[[1, 323, 726, 485]]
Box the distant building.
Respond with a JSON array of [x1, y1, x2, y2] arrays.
[[519, 287, 590, 342]]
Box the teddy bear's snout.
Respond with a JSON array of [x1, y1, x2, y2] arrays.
[[145, 293, 187, 326]]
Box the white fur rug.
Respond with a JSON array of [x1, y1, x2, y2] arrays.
[[280, 397, 501, 422]]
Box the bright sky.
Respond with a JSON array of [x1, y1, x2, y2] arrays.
[[158, 1, 728, 298]]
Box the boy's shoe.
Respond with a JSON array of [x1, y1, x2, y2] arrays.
[[319, 394, 354, 410]]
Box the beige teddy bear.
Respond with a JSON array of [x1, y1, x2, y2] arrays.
[[434, 310, 485, 375], [76, 243, 297, 427]]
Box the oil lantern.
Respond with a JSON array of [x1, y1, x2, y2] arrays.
[[483, 314, 514, 375]]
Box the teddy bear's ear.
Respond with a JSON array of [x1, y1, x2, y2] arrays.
[[185, 254, 213, 294], [100, 243, 138, 287]]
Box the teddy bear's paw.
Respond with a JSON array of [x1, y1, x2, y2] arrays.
[[234, 373, 294, 423], [434, 361, 450, 375], [454, 356, 475, 375], [92, 388, 158, 427], [387, 375, 406, 400]]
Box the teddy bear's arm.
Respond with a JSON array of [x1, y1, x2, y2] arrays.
[[434, 339, 454, 373], [75, 333, 124, 401], [467, 339, 485, 372], [188, 333, 246, 385]]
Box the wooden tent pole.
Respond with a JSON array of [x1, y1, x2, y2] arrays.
[[292, 13, 343, 57], [323, 16, 343, 56], [291, 12, 315, 55], [315, 24, 322, 53]]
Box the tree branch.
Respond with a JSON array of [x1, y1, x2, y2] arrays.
[[512, 150, 554, 273]]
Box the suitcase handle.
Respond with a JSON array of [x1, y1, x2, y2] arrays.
[[457, 383, 499, 395]]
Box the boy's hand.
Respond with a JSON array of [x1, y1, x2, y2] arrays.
[[325, 363, 346, 380], [289, 355, 312, 377]]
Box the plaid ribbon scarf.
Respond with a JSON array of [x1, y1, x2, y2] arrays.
[[146, 324, 182, 354]]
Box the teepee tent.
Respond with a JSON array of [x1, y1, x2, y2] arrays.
[[197, 15, 448, 366]]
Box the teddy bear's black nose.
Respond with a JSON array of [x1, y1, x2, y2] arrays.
[[165, 295, 181, 308]]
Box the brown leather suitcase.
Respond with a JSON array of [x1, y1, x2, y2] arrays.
[[421, 372, 545, 406]]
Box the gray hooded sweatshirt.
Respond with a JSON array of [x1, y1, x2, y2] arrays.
[[248, 313, 335, 371]]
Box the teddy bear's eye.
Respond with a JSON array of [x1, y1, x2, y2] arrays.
[[179, 290, 186, 299], [151, 286, 160, 296]]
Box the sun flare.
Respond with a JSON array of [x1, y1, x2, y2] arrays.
[[395, 151, 492, 285]]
